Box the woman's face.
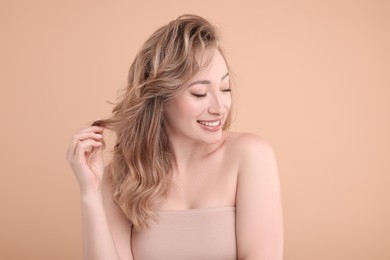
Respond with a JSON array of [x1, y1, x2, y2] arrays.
[[163, 48, 231, 144]]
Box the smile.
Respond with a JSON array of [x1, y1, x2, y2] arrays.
[[197, 120, 221, 127]]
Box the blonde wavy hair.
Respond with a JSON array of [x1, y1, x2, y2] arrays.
[[93, 14, 232, 230]]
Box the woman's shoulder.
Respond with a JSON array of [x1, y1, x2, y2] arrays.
[[224, 131, 273, 150], [223, 131, 275, 162], [223, 131, 278, 180]]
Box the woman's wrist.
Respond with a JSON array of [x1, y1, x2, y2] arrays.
[[80, 189, 103, 204]]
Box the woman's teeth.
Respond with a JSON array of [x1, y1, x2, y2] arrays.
[[197, 120, 220, 127]]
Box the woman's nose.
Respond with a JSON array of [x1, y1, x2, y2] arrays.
[[208, 92, 226, 115]]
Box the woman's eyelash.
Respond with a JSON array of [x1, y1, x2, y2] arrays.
[[192, 93, 207, 98], [192, 89, 231, 98], [191, 88, 232, 98]]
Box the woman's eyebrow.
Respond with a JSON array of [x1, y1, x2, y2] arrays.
[[187, 72, 229, 87]]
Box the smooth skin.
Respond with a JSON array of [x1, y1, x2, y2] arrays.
[[66, 48, 283, 260]]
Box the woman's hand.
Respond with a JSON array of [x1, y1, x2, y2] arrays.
[[66, 122, 105, 196]]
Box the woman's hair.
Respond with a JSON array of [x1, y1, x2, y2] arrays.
[[93, 14, 232, 230]]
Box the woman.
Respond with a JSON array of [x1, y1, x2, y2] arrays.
[[66, 14, 283, 260]]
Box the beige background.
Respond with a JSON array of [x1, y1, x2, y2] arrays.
[[1, 0, 389, 259]]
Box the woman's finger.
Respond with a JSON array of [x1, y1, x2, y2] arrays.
[[77, 125, 105, 135], [66, 123, 105, 164], [73, 131, 103, 142], [73, 139, 102, 165], [69, 126, 104, 154], [86, 143, 104, 165], [71, 132, 103, 155]]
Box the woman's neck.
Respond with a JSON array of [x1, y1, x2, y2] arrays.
[[167, 131, 228, 173]]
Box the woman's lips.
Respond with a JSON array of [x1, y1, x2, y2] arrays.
[[197, 120, 222, 131]]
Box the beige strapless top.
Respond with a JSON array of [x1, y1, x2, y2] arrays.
[[131, 206, 237, 260]]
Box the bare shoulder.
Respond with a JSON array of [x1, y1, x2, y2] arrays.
[[224, 131, 275, 162], [222, 131, 278, 181], [230, 132, 283, 258]]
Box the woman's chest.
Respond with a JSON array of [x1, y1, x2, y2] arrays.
[[158, 154, 238, 210]]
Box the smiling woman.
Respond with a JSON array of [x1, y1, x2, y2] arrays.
[[66, 14, 283, 260], [163, 49, 232, 144]]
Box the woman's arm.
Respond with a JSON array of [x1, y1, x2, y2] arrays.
[[66, 124, 133, 260], [81, 165, 133, 260], [235, 134, 284, 260]]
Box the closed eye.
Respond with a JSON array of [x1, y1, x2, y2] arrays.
[[221, 89, 231, 93], [192, 93, 207, 98]]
